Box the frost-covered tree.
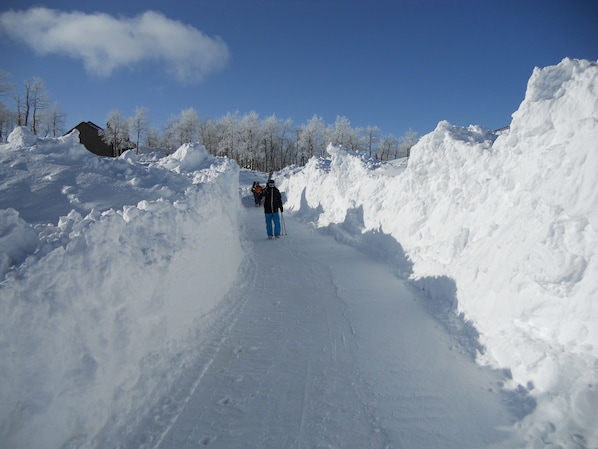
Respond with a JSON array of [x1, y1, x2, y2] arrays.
[[130, 106, 150, 154], [11, 76, 62, 137], [28, 77, 49, 135], [14, 77, 49, 134], [328, 116, 361, 151], [363, 126, 380, 157], [262, 114, 281, 173], [379, 134, 398, 161], [399, 129, 418, 158], [238, 111, 262, 169], [198, 118, 221, 155], [161, 115, 180, 155], [144, 127, 161, 150], [0, 68, 411, 163], [277, 117, 294, 170], [177, 108, 200, 145], [218, 111, 240, 159], [0, 70, 15, 141], [41, 101, 66, 137], [0, 103, 14, 142], [157, 108, 200, 153], [298, 115, 325, 162], [101, 110, 131, 157]]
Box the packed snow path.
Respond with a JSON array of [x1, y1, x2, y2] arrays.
[[153, 196, 521, 449]]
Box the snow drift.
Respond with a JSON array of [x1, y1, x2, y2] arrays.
[[279, 58, 598, 447], [0, 132, 243, 449]]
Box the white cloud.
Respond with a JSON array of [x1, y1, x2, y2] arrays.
[[0, 8, 230, 83]]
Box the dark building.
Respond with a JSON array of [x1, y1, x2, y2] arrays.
[[65, 121, 117, 157]]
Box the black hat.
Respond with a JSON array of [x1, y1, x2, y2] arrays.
[[267, 179, 275, 185]]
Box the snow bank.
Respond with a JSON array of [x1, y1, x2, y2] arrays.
[[0, 132, 243, 449], [279, 58, 598, 448], [7, 125, 38, 147]]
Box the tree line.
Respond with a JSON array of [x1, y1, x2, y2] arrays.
[[106, 108, 417, 172], [1, 72, 417, 172], [0, 71, 66, 141]]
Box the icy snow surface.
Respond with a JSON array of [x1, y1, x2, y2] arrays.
[[1, 57, 597, 449]]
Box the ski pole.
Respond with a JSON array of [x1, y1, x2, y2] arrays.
[[281, 211, 287, 236]]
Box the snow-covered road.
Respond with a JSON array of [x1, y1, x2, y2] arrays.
[[152, 195, 521, 449]]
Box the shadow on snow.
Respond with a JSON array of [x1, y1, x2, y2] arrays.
[[293, 187, 537, 423]]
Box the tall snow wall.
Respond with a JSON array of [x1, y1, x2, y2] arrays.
[[280, 58, 598, 447], [0, 134, 244, 449]]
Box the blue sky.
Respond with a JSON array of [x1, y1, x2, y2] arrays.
[[1, 0, 596, 139]]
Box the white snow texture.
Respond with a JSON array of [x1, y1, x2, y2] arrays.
[[1, 57, 597, 448]]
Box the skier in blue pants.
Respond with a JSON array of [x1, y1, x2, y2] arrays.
[[262, 179, 283, 239]]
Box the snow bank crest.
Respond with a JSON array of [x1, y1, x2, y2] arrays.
[[523, 57, 597, 103], [7, 126, 38, 148], [158, 142, 209, 173]]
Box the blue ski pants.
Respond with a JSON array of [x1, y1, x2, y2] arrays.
[[265, 212, 281, 237]]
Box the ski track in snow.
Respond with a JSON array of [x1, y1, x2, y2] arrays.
[[143, 190, 523, 449]]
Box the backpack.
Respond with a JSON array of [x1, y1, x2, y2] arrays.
[[254, 185, 262, 195]]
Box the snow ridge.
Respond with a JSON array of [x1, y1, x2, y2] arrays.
[[0, 139, 243, 449], [279, 58, 598, 447]]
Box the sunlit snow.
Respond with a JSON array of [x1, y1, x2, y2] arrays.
[[1, 58, 597, 449]]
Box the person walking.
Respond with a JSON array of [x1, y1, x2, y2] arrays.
[[251, 182, 263, 207], [262, 179, 283, 239]]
